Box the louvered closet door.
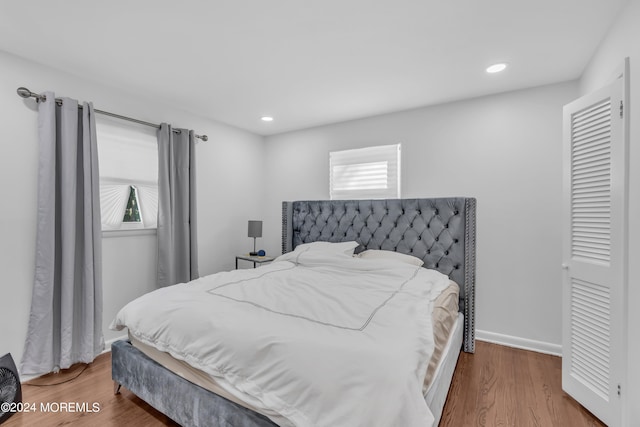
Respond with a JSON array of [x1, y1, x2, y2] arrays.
[[562, 77, 625, 426]]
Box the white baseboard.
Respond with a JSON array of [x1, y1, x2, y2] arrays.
[[476, 329, 562, 356], [103, 334, 128, 354]]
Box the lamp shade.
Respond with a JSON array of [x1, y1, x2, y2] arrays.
[[248, 220, 262, 238]]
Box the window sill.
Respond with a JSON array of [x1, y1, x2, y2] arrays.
[[102, 228, 157, 238]]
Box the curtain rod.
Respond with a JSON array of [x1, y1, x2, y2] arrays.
[[16, 87, 208, 142]]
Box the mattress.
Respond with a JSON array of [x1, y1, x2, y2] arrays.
[[425, 313, 463, 425], [129, 280, 461, 423], [424, 281, 459, 392]]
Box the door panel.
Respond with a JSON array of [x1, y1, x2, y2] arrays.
[[562, 77, 625, 426]]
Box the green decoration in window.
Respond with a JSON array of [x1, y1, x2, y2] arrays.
[[123, 186, 142, 223]]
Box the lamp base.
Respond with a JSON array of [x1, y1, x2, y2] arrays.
[[249, 252, 258, 256]]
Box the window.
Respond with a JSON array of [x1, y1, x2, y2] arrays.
[[330, 144, 401, 200], [96, 116, 158, 231]]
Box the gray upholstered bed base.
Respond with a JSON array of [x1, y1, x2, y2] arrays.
[[112, 197, 476, 426], [112, 340, 277, 427]]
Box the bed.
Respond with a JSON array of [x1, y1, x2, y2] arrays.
[[111, 197, 476, 426]]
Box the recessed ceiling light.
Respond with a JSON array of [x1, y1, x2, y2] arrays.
[[486, 63, 508, 73], [261, 116, 274, 122]]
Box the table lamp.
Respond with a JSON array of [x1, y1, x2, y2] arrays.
[[248, 220, 262, 256]]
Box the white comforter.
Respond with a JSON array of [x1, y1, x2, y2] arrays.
[[111, 249, 450, 427]]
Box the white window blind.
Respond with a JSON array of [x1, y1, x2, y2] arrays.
[[96, 116, 158, 231], [330, 144, 401, 200]]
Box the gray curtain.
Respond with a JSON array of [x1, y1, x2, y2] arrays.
[[21, 93, 103, 375], [157, 123, 199, 287]]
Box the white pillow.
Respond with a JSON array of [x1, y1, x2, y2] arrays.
[[294, 241, 360, 255], [357, 249, 424, 266]]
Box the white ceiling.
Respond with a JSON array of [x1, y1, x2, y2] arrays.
[[0, 0, 628, 135]]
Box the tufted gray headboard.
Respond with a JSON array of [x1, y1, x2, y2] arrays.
[[282, 198, 476, 353]]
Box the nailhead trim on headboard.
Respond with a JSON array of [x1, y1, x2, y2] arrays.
[[463, 198, 476, 353]]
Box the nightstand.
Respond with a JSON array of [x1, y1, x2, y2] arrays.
[[235, 254, 275, 269]]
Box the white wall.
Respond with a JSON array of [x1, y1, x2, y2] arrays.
[[580, 0, 640, 423], [0, 50, 265, 374], [263, 81, 579, 353]]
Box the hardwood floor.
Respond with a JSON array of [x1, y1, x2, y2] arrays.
[[4, 342, 604, 426], [441, 342, 605, 427]]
